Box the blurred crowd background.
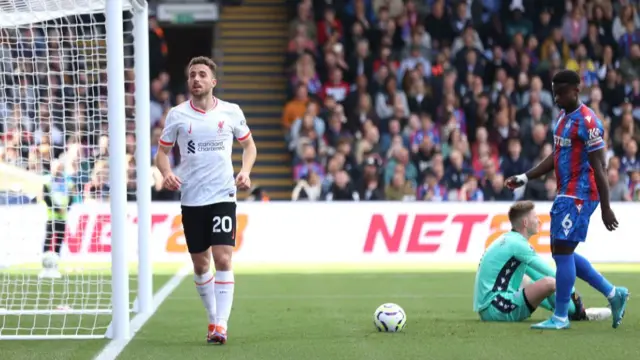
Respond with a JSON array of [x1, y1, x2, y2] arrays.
[[1, 0, 640, 204], [283, 0, 640, 201], [0, 13, 181, 204]]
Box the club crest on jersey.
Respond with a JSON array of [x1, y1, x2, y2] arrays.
[[217, 120, 224, 134]]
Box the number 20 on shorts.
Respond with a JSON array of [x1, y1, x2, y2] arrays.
[[212, 215, 233, 233], [165, 214, 248, 253]]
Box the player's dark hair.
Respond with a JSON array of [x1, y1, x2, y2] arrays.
[[508, 201, 535, 225], [552, 70, 581, 86], [188, 56, 217, 78]]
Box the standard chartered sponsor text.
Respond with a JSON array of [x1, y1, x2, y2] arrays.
[[197, 140, 224, 152]]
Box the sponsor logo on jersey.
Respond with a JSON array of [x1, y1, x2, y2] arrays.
[[187, 140, 196, 154], [553, 136, 571, 147], [197, 140, 225, 152]]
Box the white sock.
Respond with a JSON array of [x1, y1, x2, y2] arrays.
[[607, 287, 616, 299], [194, 271, 216, 324], [214, 270, 235, 329]]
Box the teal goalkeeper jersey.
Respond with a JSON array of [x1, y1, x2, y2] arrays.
[[473, 231, 555, 312]]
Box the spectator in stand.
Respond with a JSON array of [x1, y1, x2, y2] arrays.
[[357, 156, 385, 200], [293, 143, 325, 181], [608, 167, 631, 201], [628, 166, 640, 200], [283, 83, 310, 132], [325, 170, 359, 200], [292, 171, 322, 200]]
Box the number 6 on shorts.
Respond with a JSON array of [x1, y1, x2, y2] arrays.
[[550, 197, 598, 243]]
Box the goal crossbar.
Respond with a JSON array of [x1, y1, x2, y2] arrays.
[[0, 0, 144, 26]]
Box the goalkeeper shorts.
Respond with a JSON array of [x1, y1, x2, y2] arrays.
[[479, 289, 536, 322]]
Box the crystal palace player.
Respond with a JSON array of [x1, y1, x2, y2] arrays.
[[505, 70, 629, 330], [155, 57, 257, 344]]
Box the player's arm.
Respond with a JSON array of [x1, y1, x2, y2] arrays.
[[588, 149, 609, 205], [524, 154, 554, 181], [514, 242, 555, 278], [581, 116, 619, 231], [155, 146, 172, 176], [234, 106, 256, 189], [525, 267, 548, 282], [154, 110, 181, 189], [505, 154, 554, 189], [238, 134, 256, 174]]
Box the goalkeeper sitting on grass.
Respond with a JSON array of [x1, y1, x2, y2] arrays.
[[473, 201, 611, 323]]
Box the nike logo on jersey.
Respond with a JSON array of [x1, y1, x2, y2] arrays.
[[188, 122, 192, 134]]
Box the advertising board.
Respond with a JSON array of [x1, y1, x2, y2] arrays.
[[1, 202, 638, 267]]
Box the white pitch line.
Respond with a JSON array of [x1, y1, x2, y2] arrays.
[[94, 264, 191, 360]]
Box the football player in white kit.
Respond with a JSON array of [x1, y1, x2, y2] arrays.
[[154, 56, 257, 345]]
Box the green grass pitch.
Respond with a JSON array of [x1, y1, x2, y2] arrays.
[[1, 269, 639, 360]]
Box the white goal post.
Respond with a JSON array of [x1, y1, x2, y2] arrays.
[[0, 0, 152, 341]]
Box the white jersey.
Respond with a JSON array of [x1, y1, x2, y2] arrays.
[[158, 97, 251, 206]]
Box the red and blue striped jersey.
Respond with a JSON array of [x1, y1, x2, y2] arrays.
[[552, 104, 605, 201]]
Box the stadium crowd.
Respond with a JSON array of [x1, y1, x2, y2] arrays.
[[0, 13, 180, 203], [282, 0, 640, 202]]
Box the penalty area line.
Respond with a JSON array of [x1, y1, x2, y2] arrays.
[[94, 263, 191, 360]]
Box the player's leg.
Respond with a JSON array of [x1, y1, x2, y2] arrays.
[[523, 272, 610, 321], [573, 253, 614, 297], [39, 220, 62, 278], [53, 220, 66, 255], [521, 274, 556, 313], [571, 201, 629, 328], [42, 219, 54, 254], [532, 198, 577, 329], [479, 291, 533, 322], [181, 205, 217, 342], [522, 276, 555, 310], [209, 202, 237, 344]]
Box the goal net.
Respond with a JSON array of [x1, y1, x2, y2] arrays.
[[0, 0, 147, 339]]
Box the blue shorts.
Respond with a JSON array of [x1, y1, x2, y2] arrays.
[[550, 196, 599, 243]]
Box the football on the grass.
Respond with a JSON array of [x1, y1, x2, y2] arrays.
[[373, 303, 406, 332], [42, 251, 59, 269]]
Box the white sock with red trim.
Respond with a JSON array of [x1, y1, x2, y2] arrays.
[[214, 270, 234, 329], [194, 271, 216, 324]]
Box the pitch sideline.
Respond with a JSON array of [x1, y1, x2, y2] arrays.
[[94, 264, 191, 360]]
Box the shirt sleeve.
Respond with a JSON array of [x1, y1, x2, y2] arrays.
[[158, 109, 179, 147], [577, 112, 605, 153], [232, 105, 251, 141], [513, 241, 555, 278]]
